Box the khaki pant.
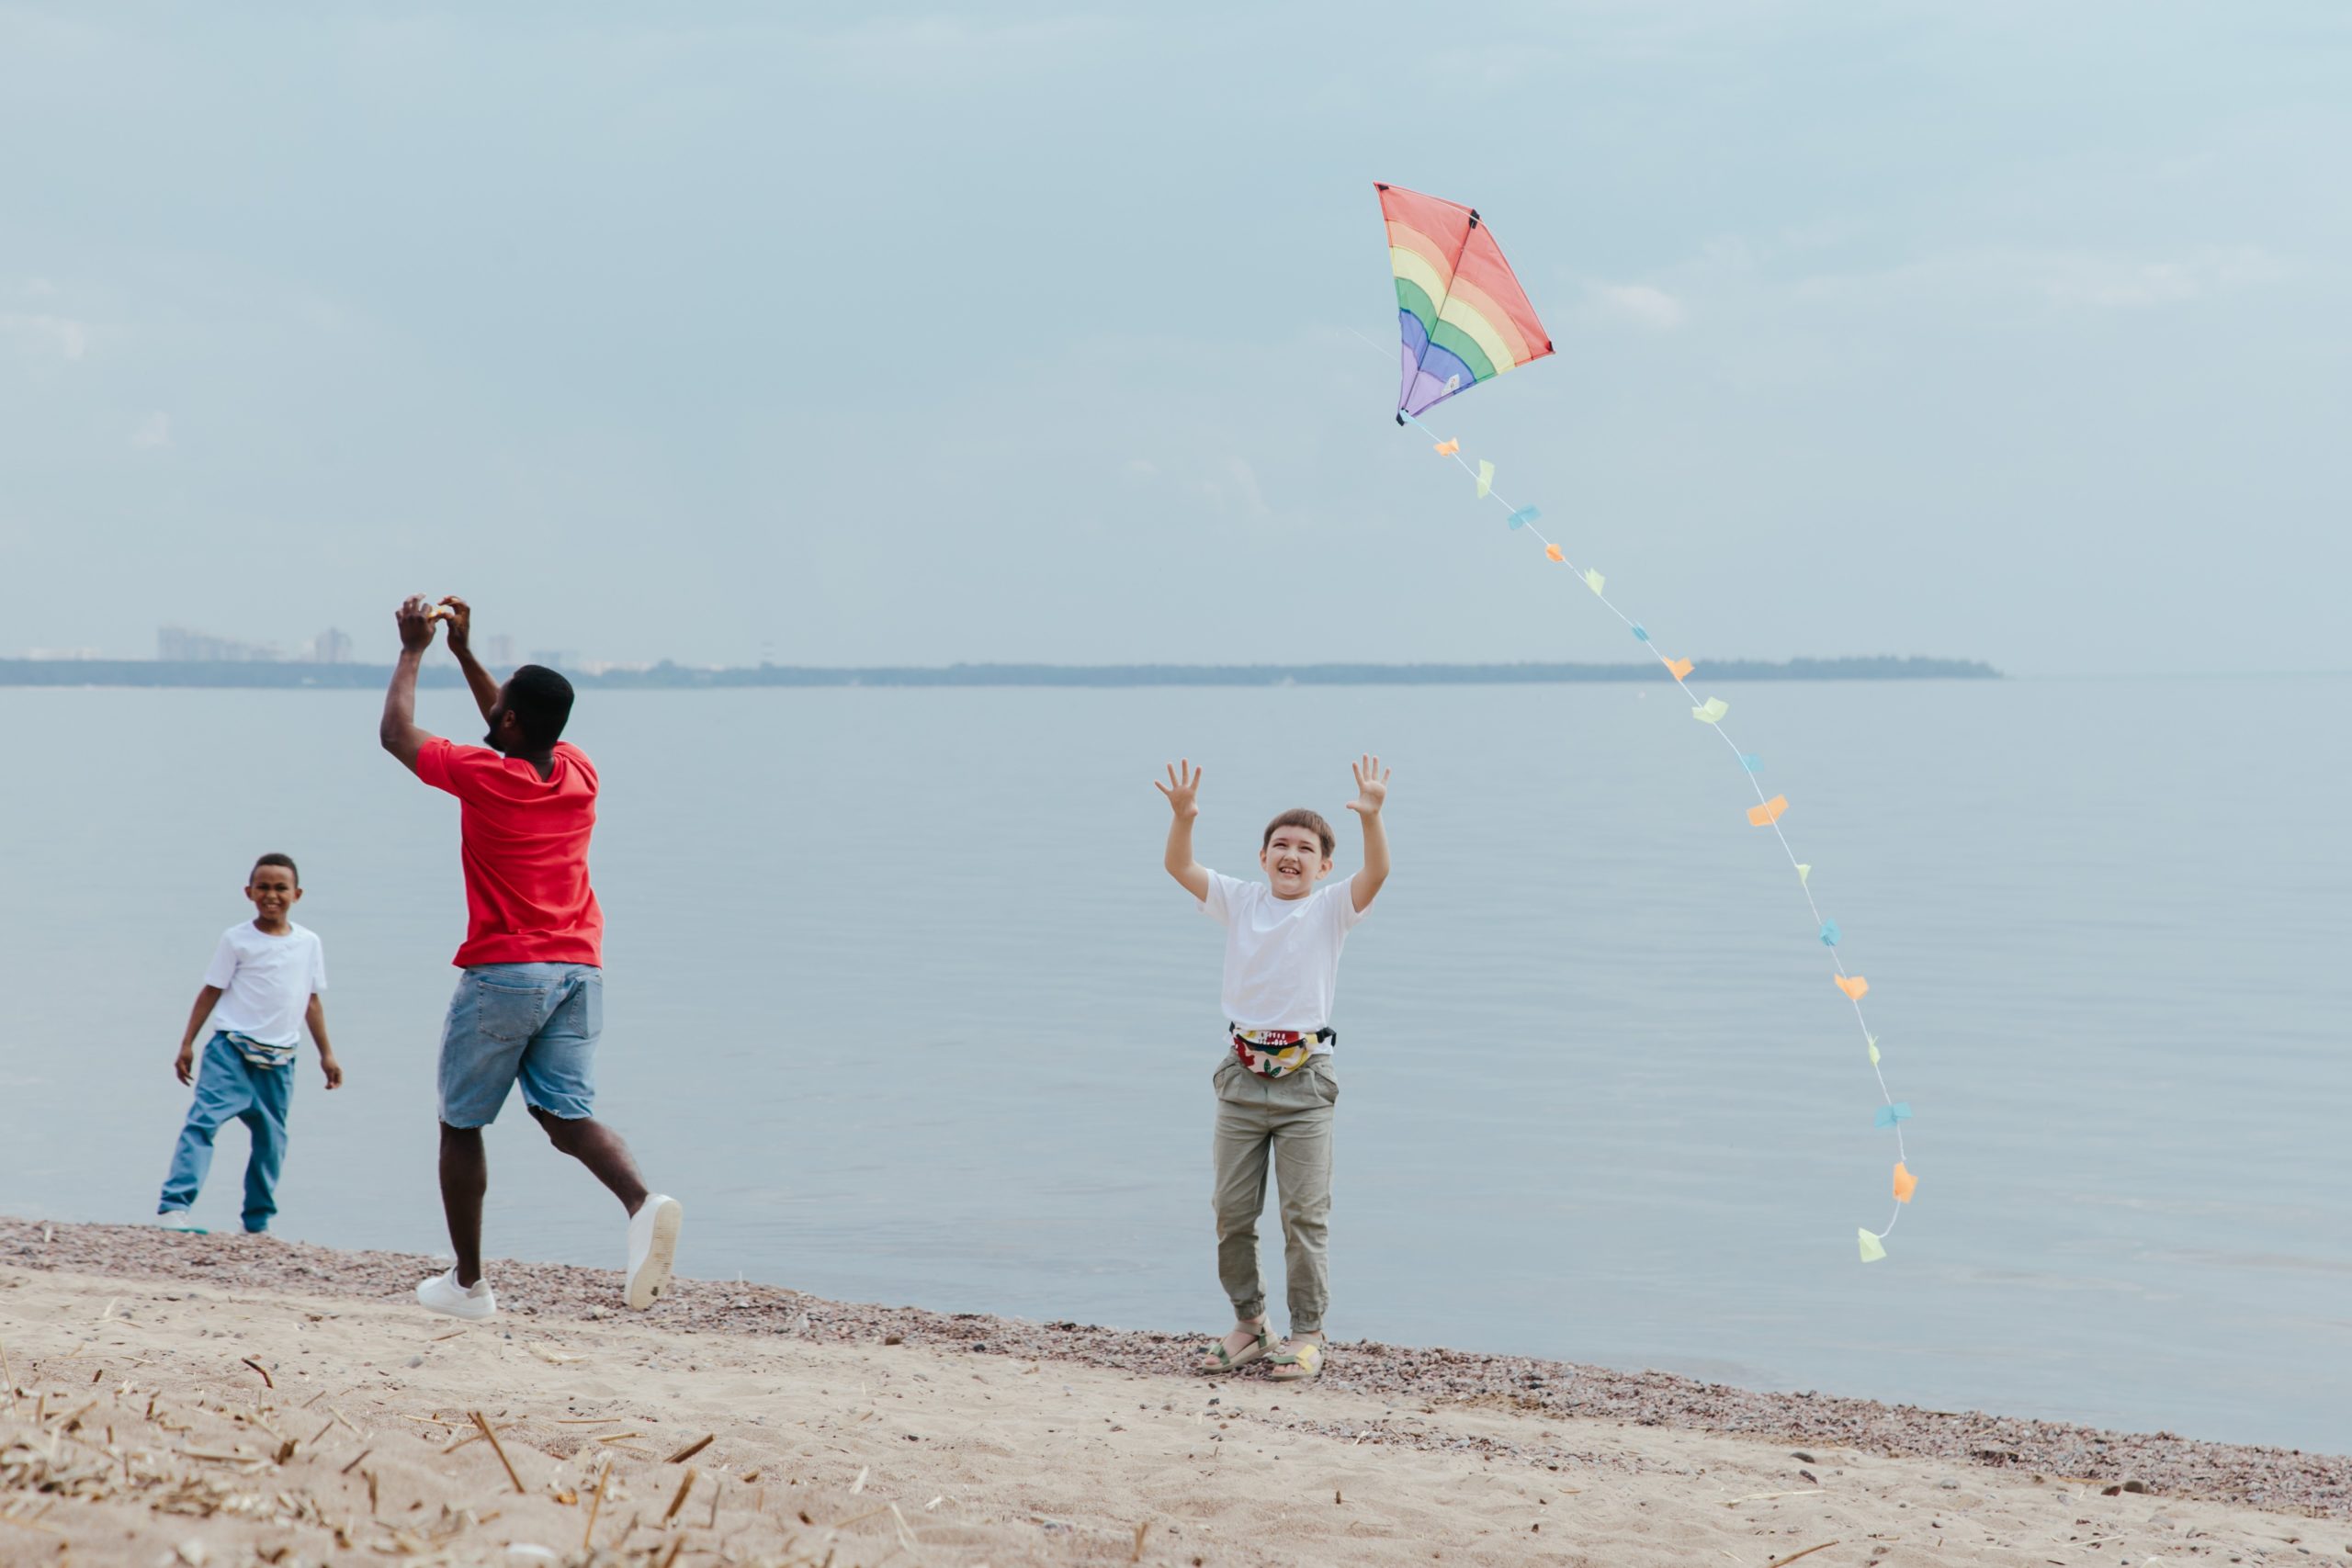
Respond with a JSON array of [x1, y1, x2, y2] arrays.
[[1211, 1055, 1338, 1335]]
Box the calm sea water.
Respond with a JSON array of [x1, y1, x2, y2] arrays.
[[1, 677, 2344, 1452]]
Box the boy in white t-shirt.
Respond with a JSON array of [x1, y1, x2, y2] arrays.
[[155, 853, 342, 1235], [1157, 754, 1390, 1383]]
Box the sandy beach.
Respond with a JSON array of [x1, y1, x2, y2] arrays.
[[3, 1221, 2345, 1566]]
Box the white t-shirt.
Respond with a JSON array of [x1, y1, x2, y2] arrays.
[[201, 921, 327, 1048], [1199, 872, 1367, 1041]]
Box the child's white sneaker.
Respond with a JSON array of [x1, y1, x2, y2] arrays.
[[624, 1195, 683, 1310], [415, 1268, 497, 1321], [153, 1211, 207, 1234]]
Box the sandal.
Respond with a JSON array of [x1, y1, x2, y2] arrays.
[[1266, 1338, 1325, 1382], [1200, 1320, 1272, 1373]]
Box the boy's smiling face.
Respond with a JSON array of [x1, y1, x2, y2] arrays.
[[1259, 824, 1333, 900], [245, 864, 301, 927]]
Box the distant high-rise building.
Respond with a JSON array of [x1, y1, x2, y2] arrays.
[[304, 627, 353, 664], [526, 649, 577, 670], [482, 633, 515, 667], [158, 626, 279, 662]]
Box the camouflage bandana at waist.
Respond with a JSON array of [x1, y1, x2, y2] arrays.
[[1228, 1025, 1337, 1079]]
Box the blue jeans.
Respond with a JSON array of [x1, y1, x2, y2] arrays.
[[438, 963, 603, 1128], [160, 1032, 293, 1232]]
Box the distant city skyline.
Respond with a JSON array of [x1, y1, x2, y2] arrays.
[[55, 624, 516, 666]]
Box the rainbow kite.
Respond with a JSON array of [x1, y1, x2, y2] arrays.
[[1379, 182, 1555, 421], [1376, 182, 1918, 1262]]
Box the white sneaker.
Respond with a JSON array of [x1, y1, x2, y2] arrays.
[[624, 1195, 683, 1309], [415, 1268, 497, 1321], [153, 1211, 207, 1234]]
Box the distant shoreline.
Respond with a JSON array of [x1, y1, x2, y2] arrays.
[[0, 655, 1998, 690]]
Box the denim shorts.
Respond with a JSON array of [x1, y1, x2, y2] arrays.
[[438, 963, 603, 1128]]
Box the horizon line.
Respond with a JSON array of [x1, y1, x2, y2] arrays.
[[0, 655, 2000, 690]]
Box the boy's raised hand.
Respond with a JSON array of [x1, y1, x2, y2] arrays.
[[1346, 753, 1391, 817], [1155, 759, 1204, 820], [1347, 754, 1393, 913], [1157, 760, 1210, 899]]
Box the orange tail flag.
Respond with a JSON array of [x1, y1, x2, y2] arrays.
[[1834, 974, 1869, 1000], [1747, 795, 1789, 827], [1892, 1162, 1917, 1202]]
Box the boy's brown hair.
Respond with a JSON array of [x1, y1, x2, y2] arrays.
[[1261, 808, 1336, 859]]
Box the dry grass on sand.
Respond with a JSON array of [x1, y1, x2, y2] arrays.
[[0, 1225, 2345, 1565]]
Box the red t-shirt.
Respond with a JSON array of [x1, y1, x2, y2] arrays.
[[416, 738, 605, 968]]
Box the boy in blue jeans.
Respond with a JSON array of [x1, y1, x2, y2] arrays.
[[157, 853, 342, 1234]]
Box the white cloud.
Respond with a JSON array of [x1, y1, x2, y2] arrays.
[[1196, 456, 1268, 515], [2035, 246, 2286, 309], [130, 412, 173, 449], [1793, 244, 2290, 312], [0, 311, 88, 359], [1579, 281, 1687, 331]]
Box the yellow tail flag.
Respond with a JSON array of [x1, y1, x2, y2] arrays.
[[1476, 459, 1495, 498], [1858, 1228, 1887, 1262], [1691, 697, 1728, 724], [1582, 568, 1605, 594]]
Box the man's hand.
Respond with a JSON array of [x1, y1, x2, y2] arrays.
[[437, 596, 473, 656], [1155, 760, 1204, 820], [396, 595, 440, 652], [381, 602, 438, 772], [1345, 753, 1390, 818], [319, 1052, 345, 1090], [174, 1042, 195, 1087]]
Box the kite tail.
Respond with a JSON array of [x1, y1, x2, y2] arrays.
[[1397, 409, 1916, 1260]]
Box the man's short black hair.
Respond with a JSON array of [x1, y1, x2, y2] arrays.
[[506, 664, 575, 749], [252, 852, 300, 886]]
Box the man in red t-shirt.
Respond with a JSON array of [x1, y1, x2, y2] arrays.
[[380, 594, 682, 1322]]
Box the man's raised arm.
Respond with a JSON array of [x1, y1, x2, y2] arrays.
[[379, 595, 440, 774], [438, 596, 501, 724]]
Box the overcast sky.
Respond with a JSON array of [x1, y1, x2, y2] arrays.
[[4, 4, 2346, 673]]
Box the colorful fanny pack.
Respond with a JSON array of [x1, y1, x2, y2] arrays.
[[220, 1030, 297, 1071], [1229, 1025, 1336, 1079]]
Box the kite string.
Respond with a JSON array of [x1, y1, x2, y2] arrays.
[[1397, 408, 1910, 1242]]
